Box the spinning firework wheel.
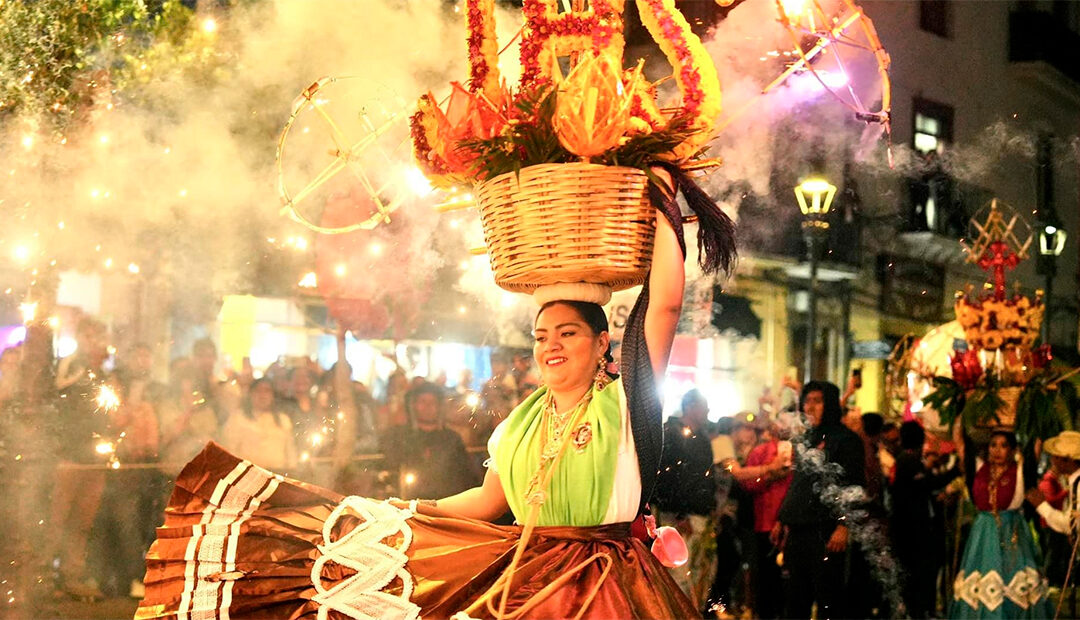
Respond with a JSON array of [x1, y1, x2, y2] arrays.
[[276, 76, 415, 234], [770, 0, 891, 130]]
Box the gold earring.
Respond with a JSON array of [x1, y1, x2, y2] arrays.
[[594, 357, 611, 390]]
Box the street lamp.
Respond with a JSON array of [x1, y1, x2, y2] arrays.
[[1038, 222, 1067, 343], [795, 177, 837, 383]]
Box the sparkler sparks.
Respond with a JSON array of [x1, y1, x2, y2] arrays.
[[96, 384, 121, 412], [18, 302, 37, 323]]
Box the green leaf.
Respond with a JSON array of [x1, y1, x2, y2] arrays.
[[923, 377, 963, 429], [960, 388, 1005, 429]]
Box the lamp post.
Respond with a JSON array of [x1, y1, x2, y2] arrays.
[[1038, 222, 1067, 343], [795, 177, 837, 383]]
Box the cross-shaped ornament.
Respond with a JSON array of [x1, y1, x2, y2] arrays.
[[977, 240, 1020, 301]]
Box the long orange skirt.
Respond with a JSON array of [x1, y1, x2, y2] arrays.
[[136, 443, 700, 619]]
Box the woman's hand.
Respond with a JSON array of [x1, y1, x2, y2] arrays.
[[781, 374, 802, 394], [825, 524, 848, 553], [1025, 487, 1046, 507], [766, 455, 791, 479], [770, 522, 787, 549]]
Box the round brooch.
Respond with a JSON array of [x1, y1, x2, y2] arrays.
[[572, 422, 593, 454]]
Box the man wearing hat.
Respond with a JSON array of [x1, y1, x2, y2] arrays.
[[1027, 430, 1080, 615], [1026, 430, 1080, 534]]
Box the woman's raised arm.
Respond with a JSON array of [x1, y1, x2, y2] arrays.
[[644, 171, 685, 379]]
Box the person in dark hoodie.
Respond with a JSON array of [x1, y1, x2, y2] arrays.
[[773, 381, 866, 619]]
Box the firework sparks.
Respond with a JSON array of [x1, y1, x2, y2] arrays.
[[96, 384, 121, 412]]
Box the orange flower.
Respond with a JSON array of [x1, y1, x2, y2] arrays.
[[553, 53, 634, 158], [425, 82, 507, 175]]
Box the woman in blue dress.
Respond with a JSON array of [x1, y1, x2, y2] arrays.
[[950, 430, 1050, 618]]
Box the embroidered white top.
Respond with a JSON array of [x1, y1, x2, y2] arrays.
[[1036, 468, 1080, 534]]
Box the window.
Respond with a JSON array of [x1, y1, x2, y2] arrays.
[[914, 115, 942, 154], [912, 98, 954, 155], [920, 0, 953, 38], [907, 98, 958, 235]]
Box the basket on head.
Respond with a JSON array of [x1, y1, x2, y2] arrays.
[[974, 386, 1022, 430], [475, 163, 656, 297]]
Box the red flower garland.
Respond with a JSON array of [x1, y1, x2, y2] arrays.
[[639, 0, 704, 117], [466, 0, 496, 93], [519, 0, 621, 87]]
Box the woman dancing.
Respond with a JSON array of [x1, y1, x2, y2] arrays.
[[137, 168, 735, 619]]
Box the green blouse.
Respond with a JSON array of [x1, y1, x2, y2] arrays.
[[493, 378, 624, 527]]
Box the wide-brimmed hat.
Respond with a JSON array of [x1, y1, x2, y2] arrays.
[[1044, 430, 1080, 461]]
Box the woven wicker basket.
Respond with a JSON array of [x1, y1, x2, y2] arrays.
[[475, 163, 656, 294]]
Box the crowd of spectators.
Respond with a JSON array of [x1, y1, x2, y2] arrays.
[[6, 317, 1079, 618], [0, 322, 536, 604], [651, 371, 1080, 620]]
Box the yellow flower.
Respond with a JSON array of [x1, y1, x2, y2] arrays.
[[983, 332, 1004, 350], [553, 52, 634, 158], [623, 61, 665, 135]]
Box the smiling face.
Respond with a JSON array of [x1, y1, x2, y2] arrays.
[[533, 303, 609, 395]]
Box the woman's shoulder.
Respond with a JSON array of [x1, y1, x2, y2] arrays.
[[745, 439, 774, 461], [595, 375, 624, 400]]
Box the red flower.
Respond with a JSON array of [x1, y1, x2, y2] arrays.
[[949, 350, 984, 390], [1032, 344, 1053, 370]]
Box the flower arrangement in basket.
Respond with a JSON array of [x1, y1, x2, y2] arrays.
[[410, 0, 737, 301], [921, 202, 1075, 441]]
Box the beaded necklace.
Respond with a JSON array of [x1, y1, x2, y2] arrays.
[[527, 388, 593, 505]]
